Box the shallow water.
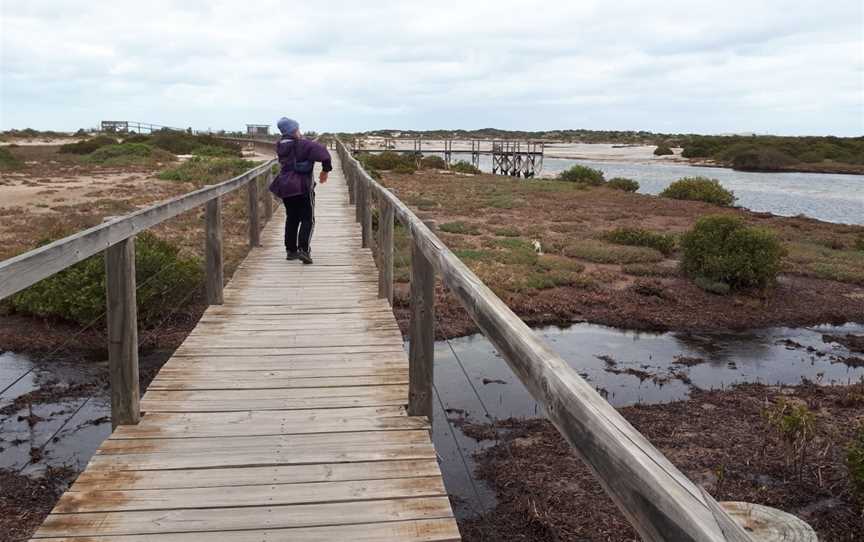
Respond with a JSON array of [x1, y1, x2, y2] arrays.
[[430, 322, 864, 518], [430, 151, 864, 226], [0, 352, 110, 476]]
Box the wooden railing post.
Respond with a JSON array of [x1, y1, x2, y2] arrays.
[[362, 180, 372, 249], [355, 172, 364, 225], [263, 170, 273, 222], [247, 175, 260, 247], [347, 167, 356, 204], [205, 197, 224, 305], [105, 237, 140, 428], [408, 238, 434, 418], [378, 198, 394, 304]]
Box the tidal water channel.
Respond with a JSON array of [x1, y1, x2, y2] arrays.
[[429, 322, 864, 518]]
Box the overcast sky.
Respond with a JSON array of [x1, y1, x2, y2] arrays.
[[1, 0, 862, 135]]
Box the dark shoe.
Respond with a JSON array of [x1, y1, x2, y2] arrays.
[[286, 251, 299, 261], [298, 250, 313, 264]]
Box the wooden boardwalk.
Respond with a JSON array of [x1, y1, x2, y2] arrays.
[[32, 157, 460, 541]]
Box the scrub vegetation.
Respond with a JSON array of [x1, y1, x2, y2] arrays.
[[377, 167, 864, 337], [660, 176, 736, 206], [9, 232, 202, 326]]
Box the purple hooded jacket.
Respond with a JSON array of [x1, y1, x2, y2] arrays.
[[269, 137, 332, 198]]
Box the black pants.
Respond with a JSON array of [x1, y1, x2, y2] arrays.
[[282, 189, 315, 253]]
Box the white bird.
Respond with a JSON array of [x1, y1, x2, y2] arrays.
[[532, 240, 543, 255]]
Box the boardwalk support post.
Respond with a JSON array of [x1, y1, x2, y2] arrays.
[[347, 167, 356, 205], [247, 174, 260, 247], [408, 238, 434, 418], [378, 198, 394, 304], [205, 197, 224, 305], [105, 237, 140, 428]]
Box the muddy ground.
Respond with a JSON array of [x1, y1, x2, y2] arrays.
[[379, 169, 864, 339], [458, 382, 864, 541]]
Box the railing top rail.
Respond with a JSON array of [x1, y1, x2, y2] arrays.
[[0, 159, 276, 301], [335, 138, 751, 542]]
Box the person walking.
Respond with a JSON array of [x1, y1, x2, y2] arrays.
[[269, 117, 332, 264]]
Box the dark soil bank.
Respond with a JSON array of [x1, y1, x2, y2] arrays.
[[458, 383, 864, 542]]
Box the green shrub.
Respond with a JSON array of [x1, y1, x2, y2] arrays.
[[59, 136, 117, 154], [606, 177, 639, 192], [85, 143, 175, 166], [148, 131, 240, 156], [694, 276, 732, 295], [358, 151, 416, 171], [0, 147, 22, 170], [451, 160, 481, 174], [604, 228, 675, 256], [439, 221, 481, 235], [558, 164, 605, 185], [653, 144, 674, 156], [680, 215, 784, 289], [420, 155, 447, 169], [494, 226, 521, 237], [392, 163, 417, 174], [192, 145, 239, 157], [765, 398, 817, 477], [562, 239, 664, 264], [848, 426, 864, 504], [10, 232, 202, 326], [158, 156, 258, 185], [660, 177, 735, 206], [856, 235, 864, 252], [622, 263, 676, 277], [732, 147, 797, 171]]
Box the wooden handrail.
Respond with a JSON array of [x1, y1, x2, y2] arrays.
[[336, 138, 752, 542], [0, 159, 275, 301]]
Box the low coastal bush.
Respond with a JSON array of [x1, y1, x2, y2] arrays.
[[420, 155, 447, 169], [653, 144, 674, 156], [158, 156, 257, 185], [0, 147, 23, 170], [681, 215, 784, 290], [148, 131, 240, 156], [85, 143, 175, 166], [358, 151, 416, 172], [848, 426, 864, 504], [604, 227, 675, 256], [562, 239, 664, 264], [660, 177, 735, 206], [9, 232, 202, 326], [192, 145, 238, 158], [59, 135, 117, 154], [558, 164, 605, 185], [765, 398, 817, 478], [732, 147, 797, 171], [606, 177, 639, 192], [439, 221, 481, 235], [451, 160, 481, 174]]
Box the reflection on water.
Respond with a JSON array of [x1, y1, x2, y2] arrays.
[[0, 352, 111, 476], [431, 322, 864, 518]]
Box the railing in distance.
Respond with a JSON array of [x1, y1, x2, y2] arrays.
[[335, 138, 755, 542]]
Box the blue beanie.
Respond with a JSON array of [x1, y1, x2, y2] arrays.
[[277, 117, 299, 136]]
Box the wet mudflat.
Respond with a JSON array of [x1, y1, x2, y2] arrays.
[[430, 322, 864, 533]]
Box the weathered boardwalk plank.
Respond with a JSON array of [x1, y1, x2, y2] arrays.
[[32, 155, 459, 541]]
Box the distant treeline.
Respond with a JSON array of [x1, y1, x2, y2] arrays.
[[676, 134, 864, 171]]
